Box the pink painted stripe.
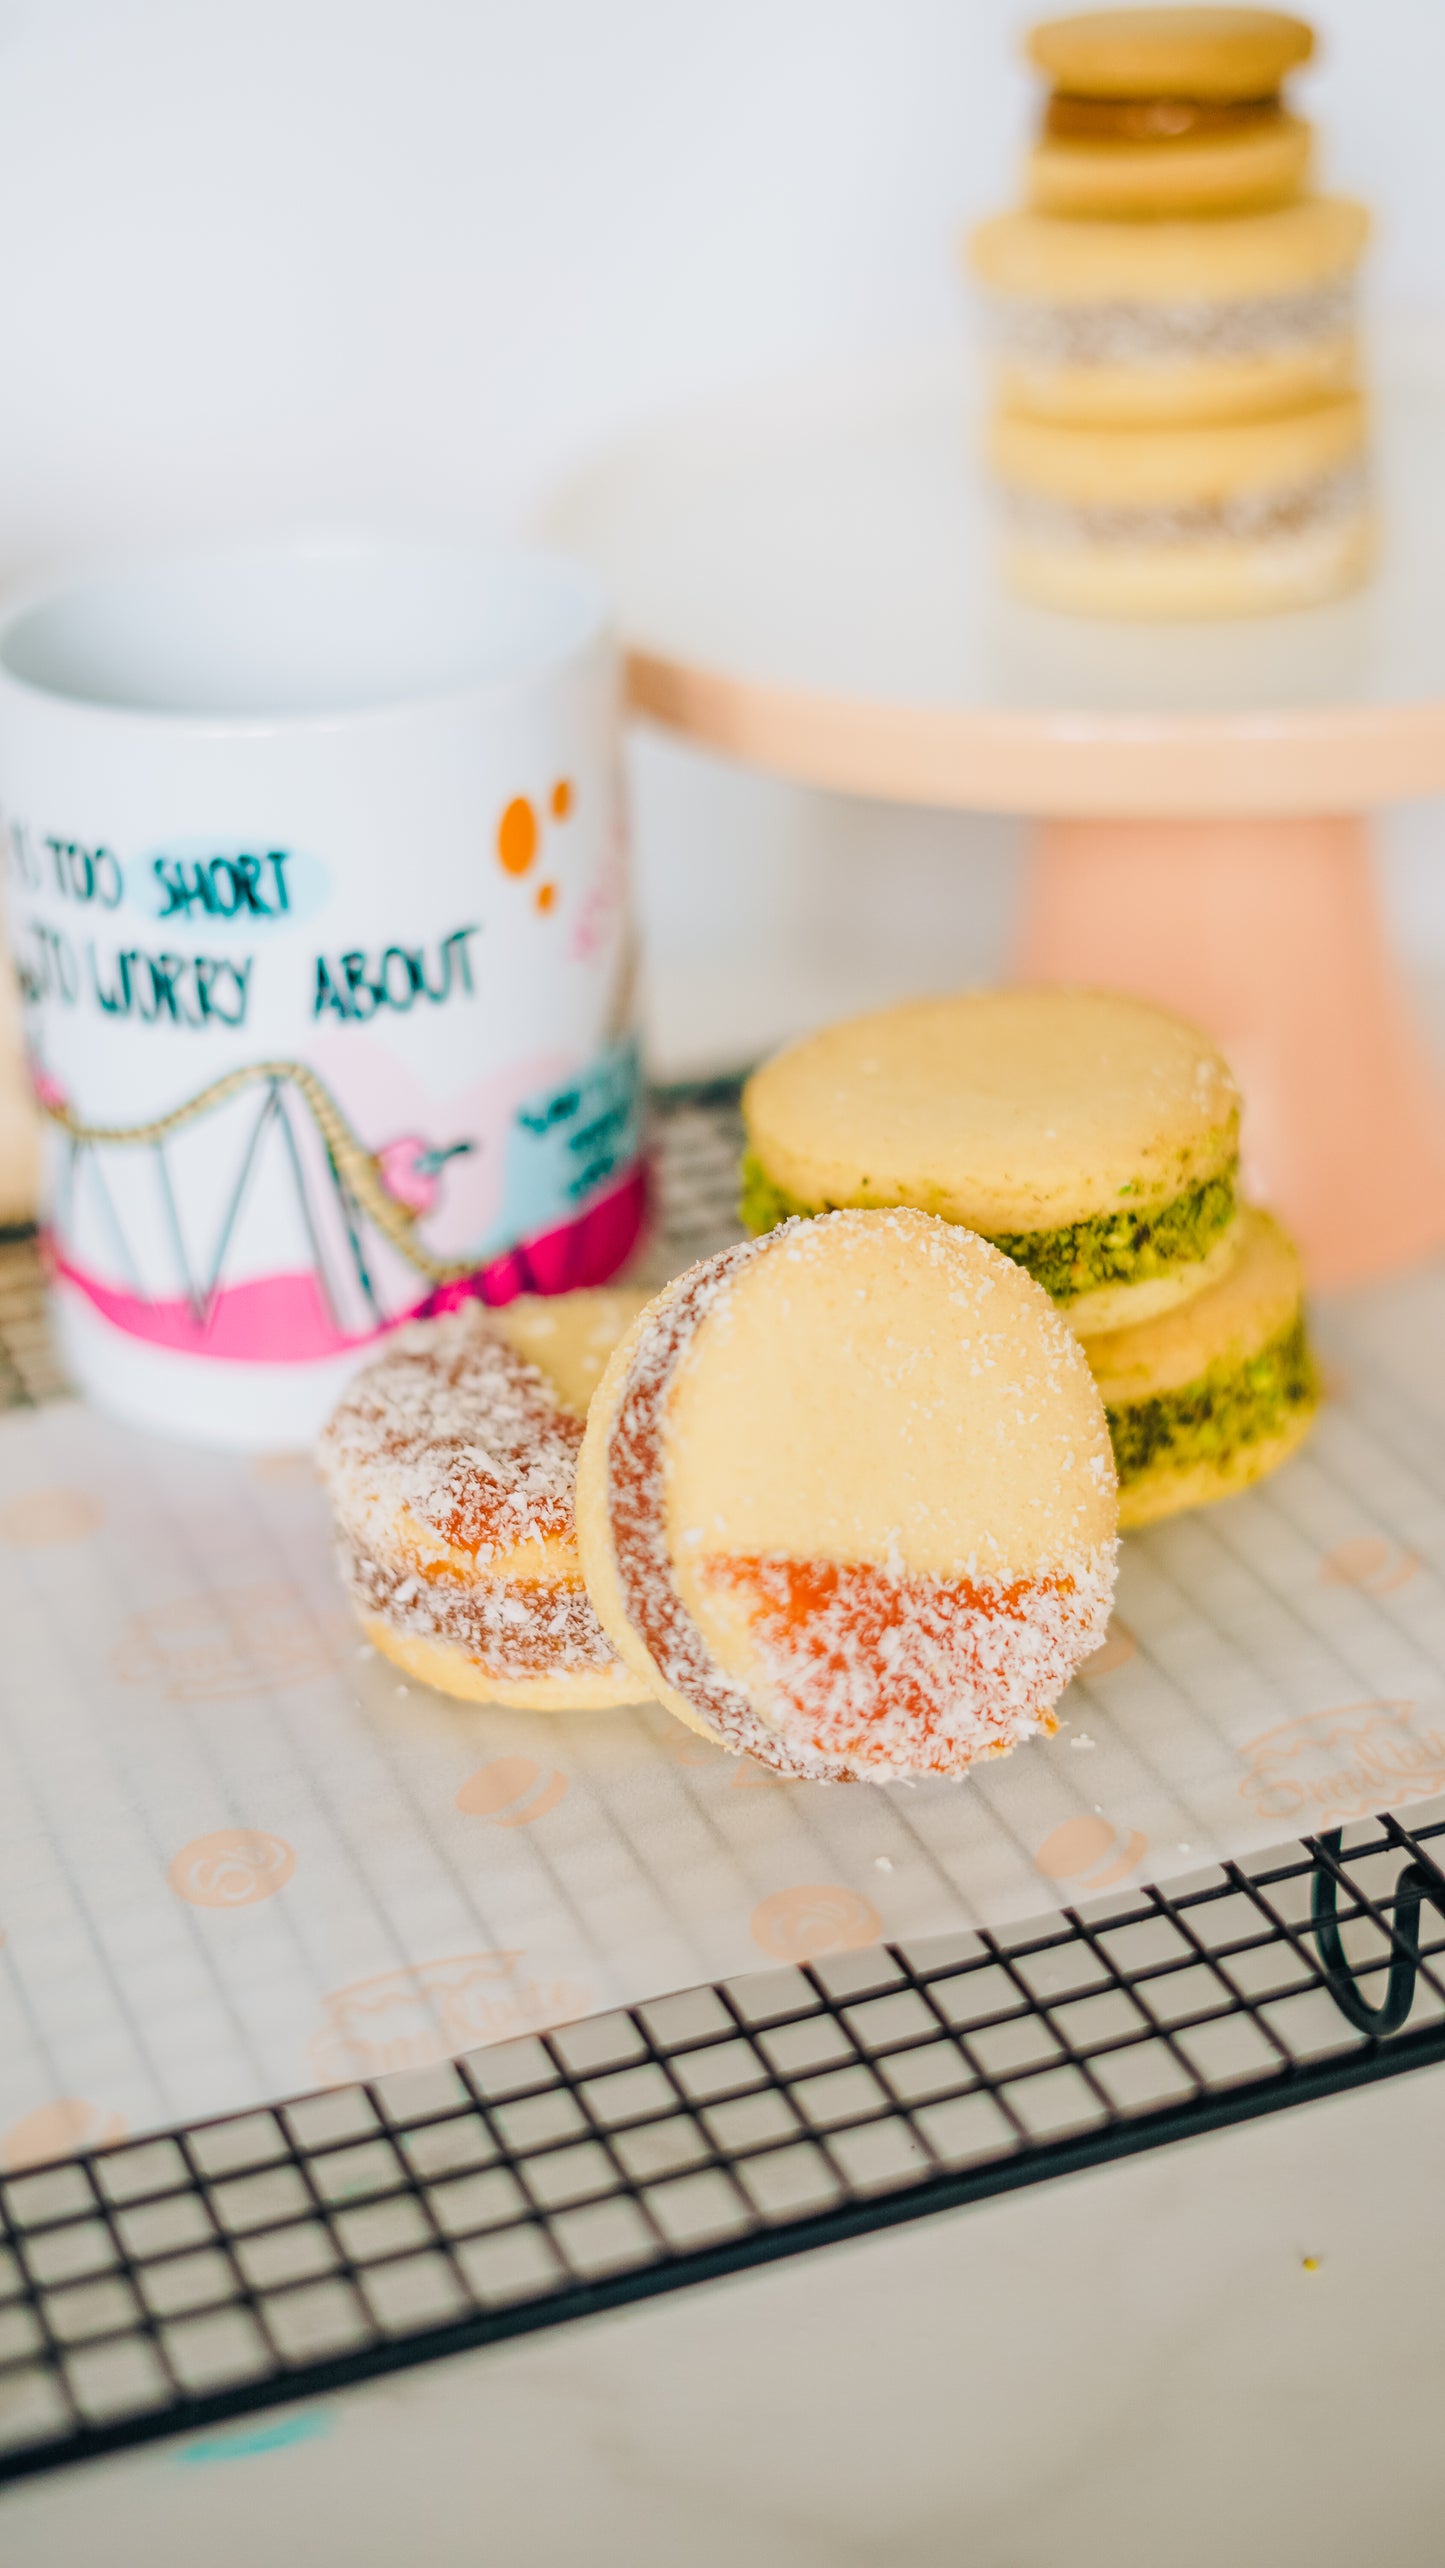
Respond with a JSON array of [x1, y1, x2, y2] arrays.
[[50, 1163, 649, 1364]]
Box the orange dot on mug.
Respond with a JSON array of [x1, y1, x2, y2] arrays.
[[550, 778, 573, 820], [497, 795, 539, 876], [535, 881, 557, 914]]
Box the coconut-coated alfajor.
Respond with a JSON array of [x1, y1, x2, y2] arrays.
[[1085, 1203, 1318, 1526], [741, 989, 1241, 1337], [576, 1209, 1118, 1783], [991, 388, 1369, 617], [971, 197, 1368, 430], [318, 1288, 652, 1710]]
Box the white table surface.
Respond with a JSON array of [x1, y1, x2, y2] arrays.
[[7, 2057, 1442, 2568]]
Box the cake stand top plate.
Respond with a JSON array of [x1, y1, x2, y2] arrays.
[[545, 337, 1445, 817]]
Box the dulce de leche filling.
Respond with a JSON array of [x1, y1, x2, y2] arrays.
[[1044, 93, 1284, 145], [605, 1237, 1109, 1783]]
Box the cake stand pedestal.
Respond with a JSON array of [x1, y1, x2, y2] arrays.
[[545, 338, 1445, 1288]]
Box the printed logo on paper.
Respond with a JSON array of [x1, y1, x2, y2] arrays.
[[1238, 1700, 1445, 1826], [0, 1487, 105, 1544], [167, 1829, 297, 1909], [2, 2098, 128, 2170], [1075, 1617, 1138, 1679], [113, 1582, 342, 1701], [455, 1758, 569, 1826], [1320, 1536, 1420, 1596], [1034, 1813, 1149, 1891], [307, 1953, 591, 2084], [750, 1884, 882, 1963]]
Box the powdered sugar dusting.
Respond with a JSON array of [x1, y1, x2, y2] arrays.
[[319, 1302, 628, 1683], [605, 1215, 1118, 1782]]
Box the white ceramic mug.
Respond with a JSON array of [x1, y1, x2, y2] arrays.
[[0, 536, 643, 1448]]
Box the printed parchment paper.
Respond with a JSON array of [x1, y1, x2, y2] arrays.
[[3, 1258, 1445, 2159]]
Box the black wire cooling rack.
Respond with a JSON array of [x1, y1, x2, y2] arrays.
[[4, 1084, 1445, 2485]]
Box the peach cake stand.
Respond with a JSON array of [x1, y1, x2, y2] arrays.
[[545, 339, 1445, 1290]]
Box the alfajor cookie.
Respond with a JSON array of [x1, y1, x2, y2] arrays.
[[318, 1288, 652, 1710], [1086, 1204, 1317, 1525], [970, 197, 1368, 428], [991, 389, 1370, 615], [741, 989, 1240, 1337], [576, 1210, 1118, 1782], [1025, 10, 1316, 218]]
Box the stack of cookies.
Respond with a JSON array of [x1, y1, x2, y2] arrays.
[[739, 988, 1319, 1528], [966, 8, 1373, 616]]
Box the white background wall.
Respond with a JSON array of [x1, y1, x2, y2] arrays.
[[0, 0, 1442, 1068]]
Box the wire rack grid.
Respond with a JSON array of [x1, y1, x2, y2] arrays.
[[2, 1084, 1445, 2485]]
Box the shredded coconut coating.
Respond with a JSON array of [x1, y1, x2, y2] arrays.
[[319, 1303, 628, 1683], [988, 278, 1356, 372], [337, 1535, 621, 1677], [697, 1554, 1113, 1780], [1005, 461, 1367, 552], [604, 1226, 1116, 1783]]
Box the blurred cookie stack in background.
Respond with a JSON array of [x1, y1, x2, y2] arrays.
[[967, 8, 1374, 616]]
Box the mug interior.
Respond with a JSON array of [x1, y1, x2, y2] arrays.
[[0, 538, 606, 719]]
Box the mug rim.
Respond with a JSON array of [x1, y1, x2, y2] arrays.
[[0, 531, 614, 734]]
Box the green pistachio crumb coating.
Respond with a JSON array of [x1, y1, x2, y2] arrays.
[[1106, 1315, 1318, 1488], [739, 1150, 1238, 1304], [740, 1153, 815, 1239]]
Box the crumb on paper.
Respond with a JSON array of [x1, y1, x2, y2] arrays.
[[1302, 2255, 1322, 2275], [874, 1856, 894, 1873], [1070, 1732, 1096, 1751]]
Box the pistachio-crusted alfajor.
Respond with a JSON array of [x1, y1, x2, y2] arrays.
[[576, 1210, 1118, 1782], [991, 390, 1369, 617], [1024, 9, 1318, 220], [318, 1289, 652, 1710], [1086, 1203, 1318, 1526], [741, 989, 1241, 1337]]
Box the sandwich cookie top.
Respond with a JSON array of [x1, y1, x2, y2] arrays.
[[576, 1209, 1119, 1782], [742, 989, 1241, 1335], [1026, 9, 1315, 101], [1024, 9, 1318, 218]]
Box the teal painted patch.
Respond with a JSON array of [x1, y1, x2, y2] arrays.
[[482, 1034, 642, 1253], [177, 2406, 332, 2464]]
